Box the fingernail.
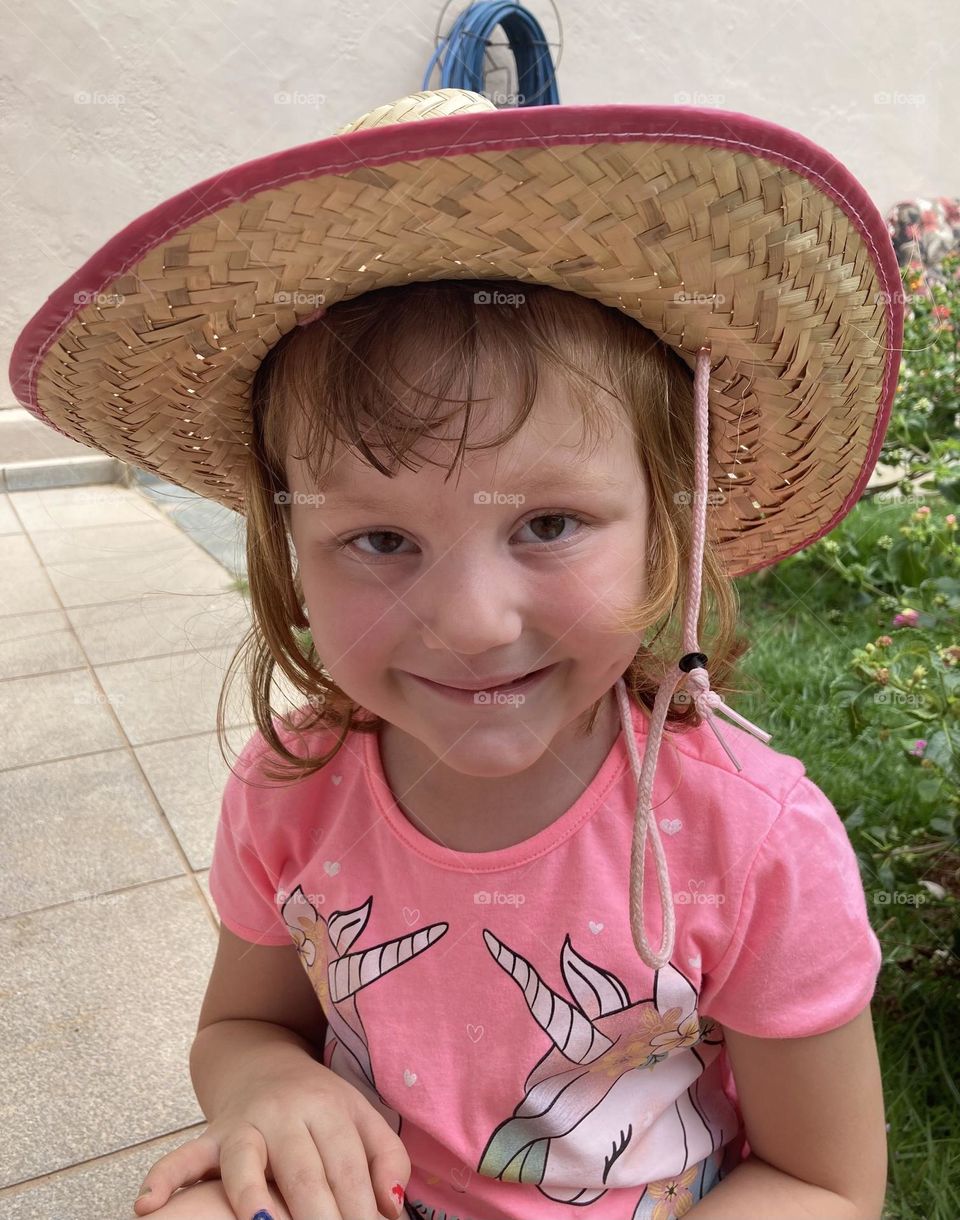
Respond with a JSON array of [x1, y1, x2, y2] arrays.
[[391, 1182, 405, 1217], [251, 1212, 274, 1220], [137, 1187, 152, 1197]]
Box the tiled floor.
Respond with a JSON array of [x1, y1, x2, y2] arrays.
[[0, 484, 303, 1219]]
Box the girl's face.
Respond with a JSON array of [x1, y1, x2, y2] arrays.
[[284, 360, 650, 781]]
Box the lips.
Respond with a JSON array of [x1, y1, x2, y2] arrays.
[[415, 665, 550, 691]]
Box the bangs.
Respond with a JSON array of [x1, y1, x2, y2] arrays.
[[253, 278, 647, 495]]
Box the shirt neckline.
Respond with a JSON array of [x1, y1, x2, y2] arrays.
[[363, 692, 651, 871]]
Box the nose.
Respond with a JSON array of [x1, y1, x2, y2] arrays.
[[411, 542, 525, 656]]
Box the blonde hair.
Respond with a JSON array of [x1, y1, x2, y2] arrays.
[[216, 278, 750, 784]]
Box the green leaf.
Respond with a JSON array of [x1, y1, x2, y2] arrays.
[[886, 538, 928, 588], [934, 475, 960, 504], [923, 730, 954, 771]]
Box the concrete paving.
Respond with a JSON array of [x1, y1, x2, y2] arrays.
[[0, 475, 306, 1219]]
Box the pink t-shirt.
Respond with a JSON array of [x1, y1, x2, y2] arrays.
[[208, 693, 882, 1220]]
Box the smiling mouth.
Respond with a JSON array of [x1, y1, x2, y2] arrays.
[[412, 664, 556, 693]]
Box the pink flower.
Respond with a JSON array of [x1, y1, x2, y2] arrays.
[[910, 740, 927, 757], [947, 514, 957, 527], [892, 608, 919, 627], [914, 505, 931, 517], [876, 635, 893, 647], [934, 304, 951, 321]]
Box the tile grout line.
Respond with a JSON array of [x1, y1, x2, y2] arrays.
[[0, 1122, 208, 1201]]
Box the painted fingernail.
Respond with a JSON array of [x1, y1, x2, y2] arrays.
[[391, 1182, 405, 1216], [251, 1212, 274, 1220]]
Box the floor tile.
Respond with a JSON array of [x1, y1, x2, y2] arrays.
[[43, 548, 236, 609], [0, 876, 215, 1185], [136, 728, 256, 871], [94, 643, 308, 748], [94, 645, 253, 747], [0, 608, 86, 679], [8, 483, 168, 532], [0, 749, 183, 919], [0, 493, 23, 535], [0, 1128, 203, 1220], [67, 590, 252, 667], [0, 534, 60, 615], [0, 668, 126, 771]]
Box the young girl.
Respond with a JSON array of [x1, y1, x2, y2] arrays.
[[9, 90, 901, 1220]]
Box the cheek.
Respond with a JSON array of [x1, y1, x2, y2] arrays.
[[300, 569, 400, 669], [563, 536, 647, 623]]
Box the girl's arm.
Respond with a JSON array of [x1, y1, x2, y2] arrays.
[[687, 1005, 887, 1219], [190, 923, 330, 1118], [190, 1018, 325, 1120]]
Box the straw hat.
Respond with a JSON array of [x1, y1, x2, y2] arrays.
[[8, 90, 905, 971], [9, 88, 903, 579]]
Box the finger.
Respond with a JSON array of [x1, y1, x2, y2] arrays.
[[218, 1123, 299, 1220], [368, 1154, 409, 1220], [133, 1133, 220, 1214], [296, 1117, 383, 1220], [268, 1120, 371, 1220], [351, 1108, 412, 1220]]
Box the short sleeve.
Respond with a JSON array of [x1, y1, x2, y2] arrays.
[[207, 737, 293, 947], [699, 772, 882, 1038]]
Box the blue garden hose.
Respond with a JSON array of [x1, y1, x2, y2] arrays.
[[422, 2, 560, 106]]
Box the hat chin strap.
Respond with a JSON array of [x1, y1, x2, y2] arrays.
[[617, 345, 772, 971]]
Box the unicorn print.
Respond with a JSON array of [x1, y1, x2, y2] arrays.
[[280, 887, 737, 1217]]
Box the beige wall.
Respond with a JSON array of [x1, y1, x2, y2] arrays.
[[4, 0, 958, 403]]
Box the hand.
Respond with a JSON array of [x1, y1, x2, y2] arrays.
[[132, 1059, 411, 1220]]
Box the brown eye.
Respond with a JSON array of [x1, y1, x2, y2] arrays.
[[337, 512, 591, 561]]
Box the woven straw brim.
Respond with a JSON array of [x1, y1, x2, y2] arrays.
[[13, 94, 902, 579]]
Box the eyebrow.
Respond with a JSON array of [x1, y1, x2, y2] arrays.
[[313, 467, 624, 508]]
